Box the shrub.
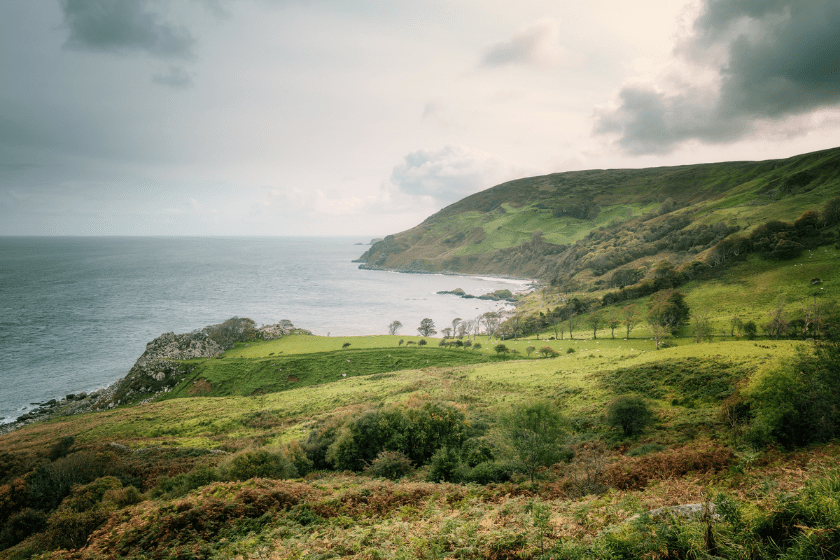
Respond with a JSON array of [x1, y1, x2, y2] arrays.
[[327, 402, 467, 471], [606, 395, 654, 437], [418, 339, 427, 346], [25, 451, 104, 511], [40, 476, 122, 551], [496, 400, 567, 482], [473, 343, 482, 350], [153, 464, 221, 498], [539, 346, 559, 358], [47, 436, 75, 461], [525, 346, 536, 357], [746, 341, 840, 448], [0, 508, 48, 549], [566, 347, 575, 354], [608, 442, 733, 490], [364, 451, 414, 480], [427, 447, 461, 483], [461, 461, 516, 484], [494, 344, 509, 354], [225, 449, 297, 481]]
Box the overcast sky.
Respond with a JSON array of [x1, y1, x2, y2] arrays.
[[1, 0, 838, 237]]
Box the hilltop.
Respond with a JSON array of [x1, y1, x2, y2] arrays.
[[356, 147, 840, 288]]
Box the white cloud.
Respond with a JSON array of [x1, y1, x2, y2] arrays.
[[480, 20, 584, 69], [390, 145, 519, 207]]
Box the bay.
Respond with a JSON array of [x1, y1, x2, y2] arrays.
[[0, 236, 530, 423]]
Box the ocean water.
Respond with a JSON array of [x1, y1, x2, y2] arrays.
[[0, 236, 530, 424]]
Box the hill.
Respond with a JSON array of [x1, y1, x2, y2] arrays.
[[2, 325, 840, 558], [355, 147, 840, 288]]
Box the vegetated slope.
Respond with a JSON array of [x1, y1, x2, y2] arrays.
[[356, 146, 840, 287]]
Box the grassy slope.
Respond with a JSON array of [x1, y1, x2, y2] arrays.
[[356, 146, 840, 282]]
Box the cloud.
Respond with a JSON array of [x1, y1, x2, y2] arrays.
[[480, 20, 583, 69], [390, 145, 515, 206], [594, 0, 840, 154], [60, 0, 195, 59], [152, 65, 193, 87]]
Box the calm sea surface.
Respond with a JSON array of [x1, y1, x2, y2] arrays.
[[0, 236, 530, 423]]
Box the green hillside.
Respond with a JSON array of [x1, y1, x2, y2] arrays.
[[3, 147, 840, 559], [356, 147, 840, 287]]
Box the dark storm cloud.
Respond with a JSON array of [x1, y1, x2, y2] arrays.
[[595, 0, 840, 155], [60, 0, 195, 59]]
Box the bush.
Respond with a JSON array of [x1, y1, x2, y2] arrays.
[[496, 400, 567, 482], [225, 450, 297, 481], [461, 461, 516, 484], [153, 464, 221, 498], [494, 344, 509, 354], [40, 476, 122, 551], [539, 346, 559, 358], [327, 402, 466, 471], [427, 447, 461, 483], [364, 451, 414, 480], [0, 508, 48, 549], [746, 341, 840, 448], [25, 451, 104, 511], [606, 395, 654, 437], [47, 437, 75, 461], [418, 339, 427, 346]]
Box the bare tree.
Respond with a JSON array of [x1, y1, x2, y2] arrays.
[[623, 305, 640, 338], [693, 309, 713, 343]]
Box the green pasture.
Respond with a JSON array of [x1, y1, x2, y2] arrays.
[[165, 346, 512, 399], [15, 339, 799, 452]]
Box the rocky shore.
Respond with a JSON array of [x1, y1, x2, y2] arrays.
[[0, 322, 310, 436]]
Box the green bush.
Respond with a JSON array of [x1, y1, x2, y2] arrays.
[[746, 341, 840, 448], [153, 464, 221, 498], [363, 451, 414, 480], [40, 476, 122, 551], [606, 395, 654, 437], [327, 402, 466, 471], [427, 447, 461, 483], [25, 451, 104, 511], [0, 508, 48, 549], [496, 400, 568, 482], [226, 450, 297, 481], [461, 461, 516, 484]]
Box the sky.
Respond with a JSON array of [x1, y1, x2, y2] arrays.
[[1, 0, 838, 237]]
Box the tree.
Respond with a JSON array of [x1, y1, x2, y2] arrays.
[[525, 346, 536, 357], [417, 318, 437, 337], [692, 309, 713, 343], [482, 311, 501, 339], [648, 289, 690, 334], [451, 317, 462, 336], [623, 305, 641, 339], [606, 395, 654, 437], [494, 343, 509, 355], [729, 314, 742, 337], [607, 309, 620, 339], [587, 313, 602, 339], [441, 327, 452, 339], [647, 317, 671, 350], [495, 400, 567, 483], [387, 320, 402, 336], [539, 346, 558, 358]]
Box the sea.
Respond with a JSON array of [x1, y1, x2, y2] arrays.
[[0, 236, 532, 424]]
